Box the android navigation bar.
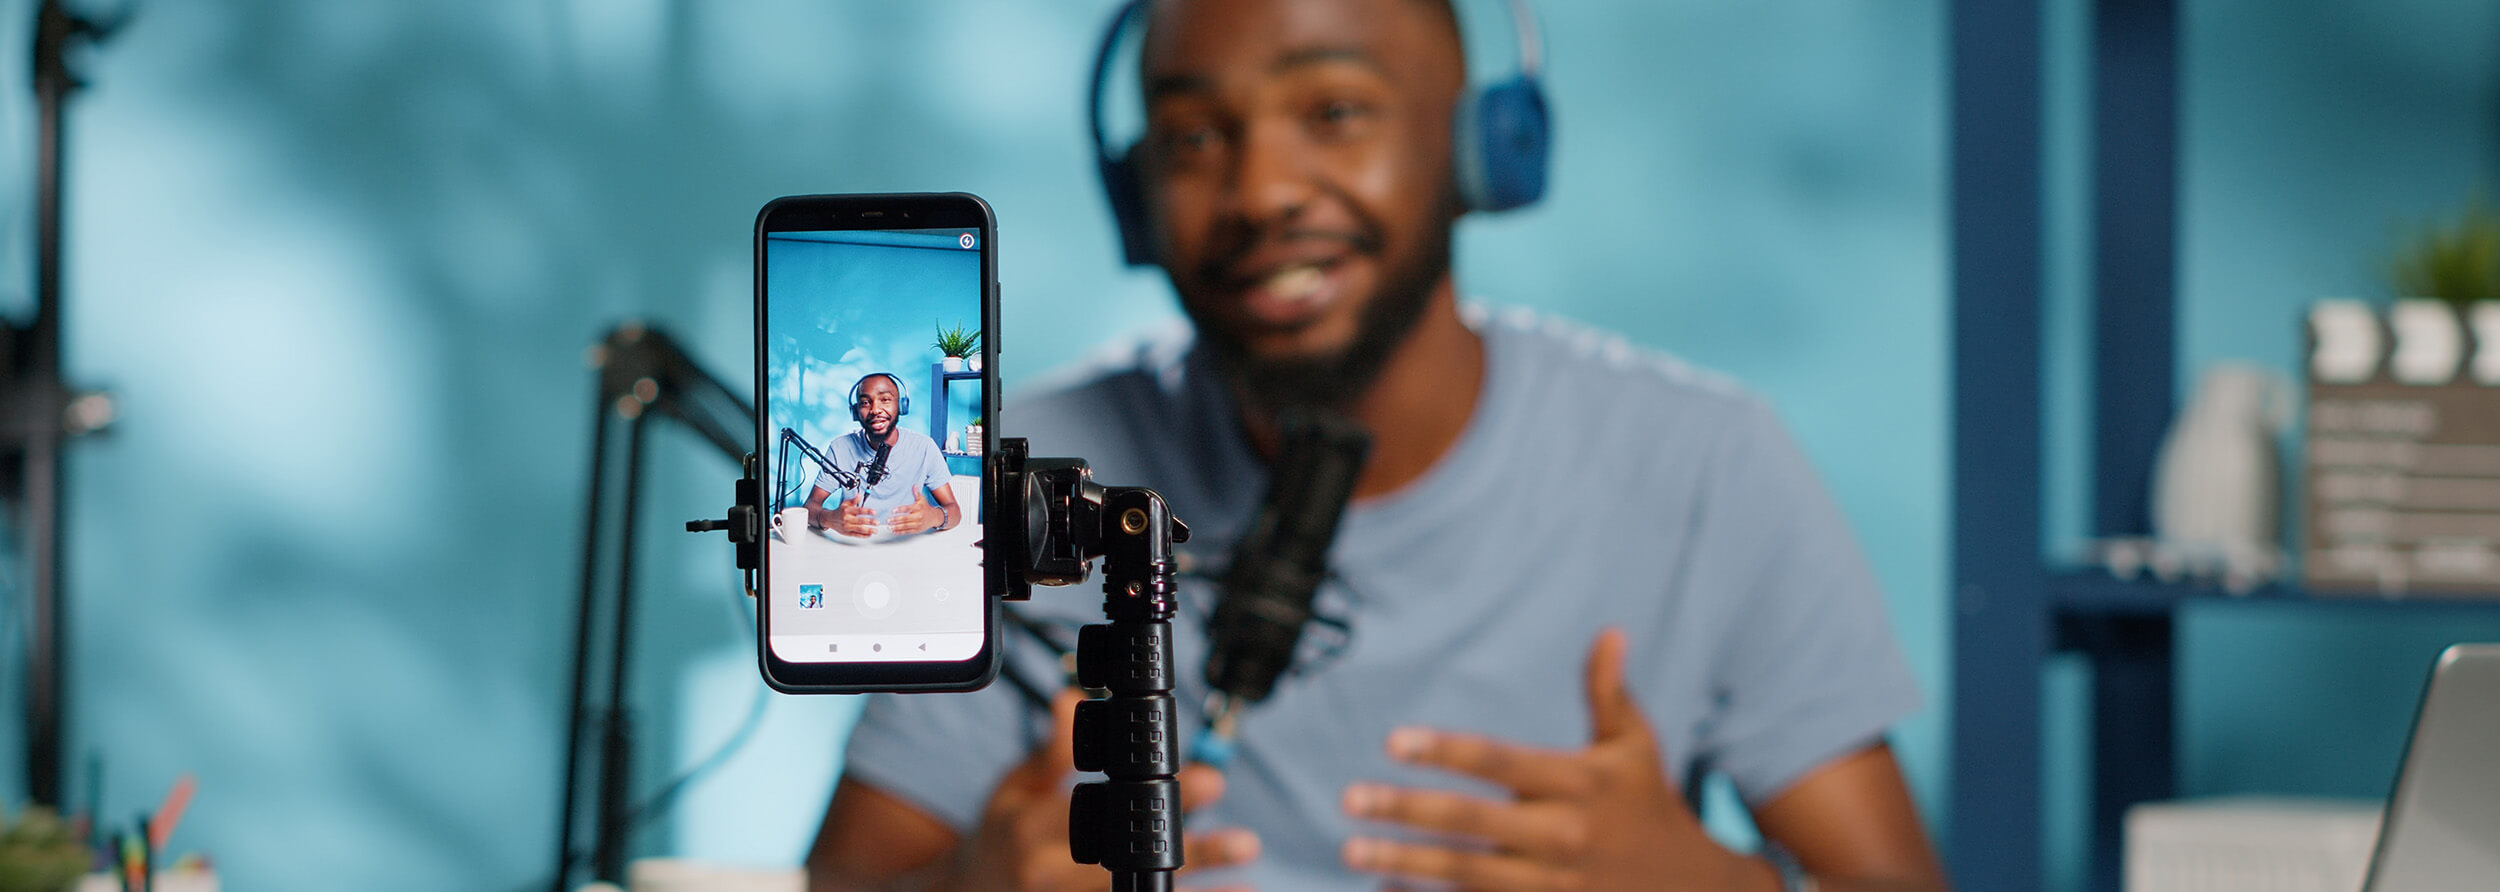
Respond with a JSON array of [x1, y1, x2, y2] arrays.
[[772, 632, 983, 662]]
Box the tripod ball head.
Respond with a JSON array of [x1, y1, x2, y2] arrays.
[[992, 437, 1190, 602]]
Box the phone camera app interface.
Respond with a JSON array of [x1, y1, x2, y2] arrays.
[[764, 228, 984, 663]]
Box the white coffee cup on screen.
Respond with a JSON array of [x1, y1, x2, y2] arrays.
[[776, 506, 809, 542]]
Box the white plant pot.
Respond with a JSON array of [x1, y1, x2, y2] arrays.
[[942, 355, 965, 372]]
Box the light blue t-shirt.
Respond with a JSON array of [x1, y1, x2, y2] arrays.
[[814, 426, 951, 516], [839, 307, 1920, 889]]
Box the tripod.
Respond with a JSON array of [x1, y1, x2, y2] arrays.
[[997, 439, 1190, 891], [695, 436, 1191, 890]]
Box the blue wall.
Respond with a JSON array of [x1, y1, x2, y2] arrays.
[[1, 0, 2487, 889]]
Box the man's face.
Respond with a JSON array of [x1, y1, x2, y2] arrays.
[[855, 376, 900, 437], [1137, 0, 1465, 411]]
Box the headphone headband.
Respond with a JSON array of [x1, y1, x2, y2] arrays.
[[1503, 0, 1542, 77], [1086, 1, 1144, 169], [848, 372, 912, 422]]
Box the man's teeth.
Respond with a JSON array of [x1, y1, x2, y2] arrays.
[[1263, 265, 1325, 304]]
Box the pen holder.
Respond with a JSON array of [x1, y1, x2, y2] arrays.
[[0, 805, 86, 892], [0, 859, 84, 892]]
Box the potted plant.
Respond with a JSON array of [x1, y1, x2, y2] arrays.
[[966, 416, 983, 456], [2392, 199, 2500, 304], [934, 322, 981, 372], [2389, 200, 2500, 384]]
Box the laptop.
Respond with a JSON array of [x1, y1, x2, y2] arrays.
[[2363, 643, 2500, 891]]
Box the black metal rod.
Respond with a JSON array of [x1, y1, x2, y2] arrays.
[[593, 416, 651, 883], [550, 327, 756, 890], [33, 0, 67, 343], [551, 391, 617, 892], [22, 435, 59, 808], [23, 0, 81, 810], [778, 427, 849, 494]]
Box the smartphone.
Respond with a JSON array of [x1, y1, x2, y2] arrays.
[[753, 193, 999, 693]]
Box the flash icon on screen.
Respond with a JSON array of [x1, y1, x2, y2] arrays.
[[959, 233, 975, 249]]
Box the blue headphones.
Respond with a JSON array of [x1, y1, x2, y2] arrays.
[[848, 372, 912, 423], [1086, 0, 1551, 267]]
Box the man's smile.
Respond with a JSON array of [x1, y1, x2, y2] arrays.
[[1230, 258, 1349, 329]]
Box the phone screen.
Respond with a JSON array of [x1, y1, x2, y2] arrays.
[[756, 194, 996, 691]]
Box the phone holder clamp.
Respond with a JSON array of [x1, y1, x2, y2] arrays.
[[685, 453, 762, 596]]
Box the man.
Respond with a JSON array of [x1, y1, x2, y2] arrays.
[[805, 372, 960, 539], [810, 1, 1949, 889]]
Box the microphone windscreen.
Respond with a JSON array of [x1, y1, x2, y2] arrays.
[[1204, 410, 1371, 705]]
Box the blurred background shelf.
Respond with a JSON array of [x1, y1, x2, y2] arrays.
[[2045, 572, 2500, 617], [1951, 0, 2500, 889]]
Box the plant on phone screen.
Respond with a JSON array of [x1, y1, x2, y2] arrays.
[[933, 322, 980, 358]]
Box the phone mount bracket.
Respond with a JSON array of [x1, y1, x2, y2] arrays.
[[685, 453, 761, 596]]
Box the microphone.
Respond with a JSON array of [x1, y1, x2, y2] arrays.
[[864, 436, 894, 488], [1193, 410, 1371, 767]]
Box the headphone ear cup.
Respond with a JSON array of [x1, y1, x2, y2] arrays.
[[1452, 77, 1551, 213], [1099, 145, 1155, 267], [897, 393, 911, 417]]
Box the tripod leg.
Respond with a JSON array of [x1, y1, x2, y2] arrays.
[[1068, 489, 1186, 887], [1069, 624, 1184, 889]]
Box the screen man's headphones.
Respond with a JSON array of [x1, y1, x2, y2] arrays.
[[1086, 0, 1551, 267], [848, 372, 912, 423]]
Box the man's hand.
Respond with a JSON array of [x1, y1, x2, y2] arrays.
[[1340, 628, 1773, 891], [949, 690, 1261, 892], [815, 498, 876, 538], [887, 501, 944, 535]]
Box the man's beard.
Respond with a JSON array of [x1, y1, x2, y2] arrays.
[[1192, 222, 1452, 417]]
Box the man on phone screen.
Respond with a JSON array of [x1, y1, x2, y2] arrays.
[[808, 1, 1950, 890], [804, 372, 958, 539]]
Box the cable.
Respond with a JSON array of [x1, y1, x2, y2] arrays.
[[516, 571, 773, 892], [620, 576, 772, 828]]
